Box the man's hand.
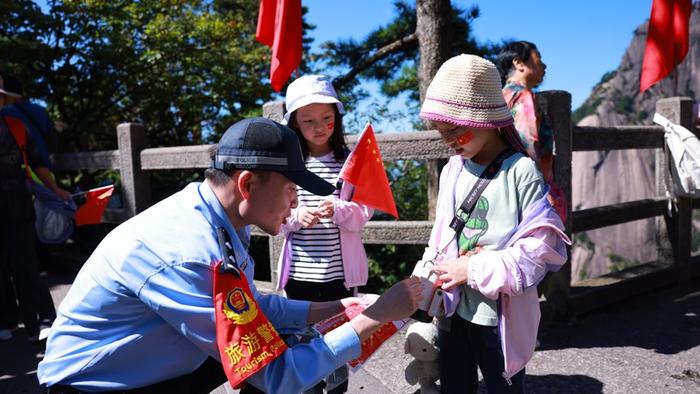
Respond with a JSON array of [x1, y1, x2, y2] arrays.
[[305, 297, 364, 325], [340, 296, 363, 309], [349, 277, 422, 341], [297, 206, 321, 228], [53, 187, 72, 202]]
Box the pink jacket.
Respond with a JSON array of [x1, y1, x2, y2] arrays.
[[423, 155, 570, 381], [277, 181, 374, 290]]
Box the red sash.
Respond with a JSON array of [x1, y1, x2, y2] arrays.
[[213, 228, 287, 388]]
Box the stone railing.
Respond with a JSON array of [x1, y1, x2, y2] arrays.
[[52, 94, 700, 313]]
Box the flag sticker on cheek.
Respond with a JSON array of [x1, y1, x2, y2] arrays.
[[456, 132, 474, 146], [327, 122, 334, 131]]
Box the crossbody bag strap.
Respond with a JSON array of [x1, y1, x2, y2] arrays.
[[449, 149, 515, 235], [15, 105, 48, 138], [3, 115, 32, 180]]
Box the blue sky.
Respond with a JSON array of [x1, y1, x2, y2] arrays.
[[304, 0, 653, 129], [33, 0, 654, 131]]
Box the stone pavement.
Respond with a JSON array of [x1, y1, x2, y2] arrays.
[[2, 267, 699, 394]]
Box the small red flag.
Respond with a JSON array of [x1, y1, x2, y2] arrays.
[[74, 185, 114, 226], [313, 297, 405, 370], [256, 0, 302, 92], [640, 0, 692, 93], [339, 123, 399, 218]]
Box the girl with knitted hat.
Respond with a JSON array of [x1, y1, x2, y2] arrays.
[[276, 75, 373, 394], [418, 54, 570, 393]]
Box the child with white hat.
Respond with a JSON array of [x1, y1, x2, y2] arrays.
[[277, 75, 374, 394], [418, 54, 570, 393]]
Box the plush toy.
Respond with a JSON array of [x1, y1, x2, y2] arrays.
[[404, 321, 440, 394]]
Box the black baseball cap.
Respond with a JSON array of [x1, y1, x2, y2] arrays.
[[213, 117, 335, 196], [0, 74, 22, 98]]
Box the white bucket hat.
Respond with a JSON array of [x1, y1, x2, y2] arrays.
[[283, 75, 345, 124]]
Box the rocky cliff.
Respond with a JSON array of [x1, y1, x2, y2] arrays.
[[570, 3, 700, 281]]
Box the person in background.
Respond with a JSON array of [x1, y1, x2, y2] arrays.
[[497, 41, 567, 222], [277, 75, 374, 394], [0, 75, 54, 170], [38, 117, 422, 393], [0, 74, 69, 342], [419, 54, 570, 393]]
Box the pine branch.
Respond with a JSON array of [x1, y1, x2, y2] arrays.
[[333, 32, 418, 91]]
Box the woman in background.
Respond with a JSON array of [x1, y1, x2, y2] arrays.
[[497, 41, 567, 221]]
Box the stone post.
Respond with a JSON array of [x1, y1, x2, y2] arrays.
[[537, 90, 572, 320], [655, 97, 694, 283], [427, 159, 443, 221], [262, 101, 286, 287], [117, 123, 151, 218]]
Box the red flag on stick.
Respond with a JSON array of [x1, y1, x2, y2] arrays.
[[256, 0, 302, 92], [640, 0, 692, 93], [74, 185, 114, 226], [339, 123, 399, 218]]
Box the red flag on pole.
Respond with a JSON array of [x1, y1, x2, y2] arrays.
[[256, 0, 302, 92], [640, 0, 692, 93], [338, 123, 399, 218], [74, 185, 114, 226]]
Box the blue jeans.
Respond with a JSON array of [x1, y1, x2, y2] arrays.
[[438, 315, 525, 393]]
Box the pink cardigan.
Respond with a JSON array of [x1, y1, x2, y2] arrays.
[[276, 181, 374, 290], [423, 155, 570, 381]]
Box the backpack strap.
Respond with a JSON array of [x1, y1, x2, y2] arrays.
[[3, 115, 32, 180], [14, 104, 49, 138]]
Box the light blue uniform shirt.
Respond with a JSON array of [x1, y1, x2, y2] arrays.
[[38, 181, 361, 392]]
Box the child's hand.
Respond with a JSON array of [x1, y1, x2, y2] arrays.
[[431, 254, 473, 290], [297, 206, 321, 228], [459, 246, 482, 256], [317, 198, 335, 219]]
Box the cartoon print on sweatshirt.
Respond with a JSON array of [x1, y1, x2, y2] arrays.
[[458, 196, 489, 252]]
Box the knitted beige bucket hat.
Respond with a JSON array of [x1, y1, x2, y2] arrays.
[[420, 54, 513, 128]]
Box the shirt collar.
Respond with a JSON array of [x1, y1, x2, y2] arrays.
[[196, 181, 251, 264]]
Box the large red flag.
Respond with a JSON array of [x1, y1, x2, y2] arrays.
[[339, 123, 399, 218], [256, 0, 302, 92], [74, 185, 114, 226], [640, 0, 692, 93]]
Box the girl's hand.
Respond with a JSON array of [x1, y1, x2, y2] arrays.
[[431, 254, 474, 290], [317, 198, 335, 219], [297, 206, 320, 228]]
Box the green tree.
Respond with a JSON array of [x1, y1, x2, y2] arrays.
[[312, 1, 498, 292], [0, 0, 313, 151], [318, 0, 489, 120]]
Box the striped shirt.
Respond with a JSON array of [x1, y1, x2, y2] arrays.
[[290, 152, 344, 283]]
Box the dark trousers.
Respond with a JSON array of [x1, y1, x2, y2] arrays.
[[284, 279, 351, 394], [438, 315, 525, 394], [46, 357, 228, 393], [0, 217, 56, 336], [0, 256, 19, 329], [284, 278, 352, 302]]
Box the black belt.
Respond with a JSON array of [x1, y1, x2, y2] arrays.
[[44, 385, 83, 394]]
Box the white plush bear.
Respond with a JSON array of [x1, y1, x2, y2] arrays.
[[404, 321, 440, 394]]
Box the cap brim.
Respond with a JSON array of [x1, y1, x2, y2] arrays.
[[283, 95, 345, 123], [281, 169, 335, 196], [0, 89, 21, 98]]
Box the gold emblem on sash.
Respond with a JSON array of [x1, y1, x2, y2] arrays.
[[223, 288, 258, 325]]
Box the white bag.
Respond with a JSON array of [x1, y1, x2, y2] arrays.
[[654, 113, 700, 198], [34, 198, 74, 244]]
